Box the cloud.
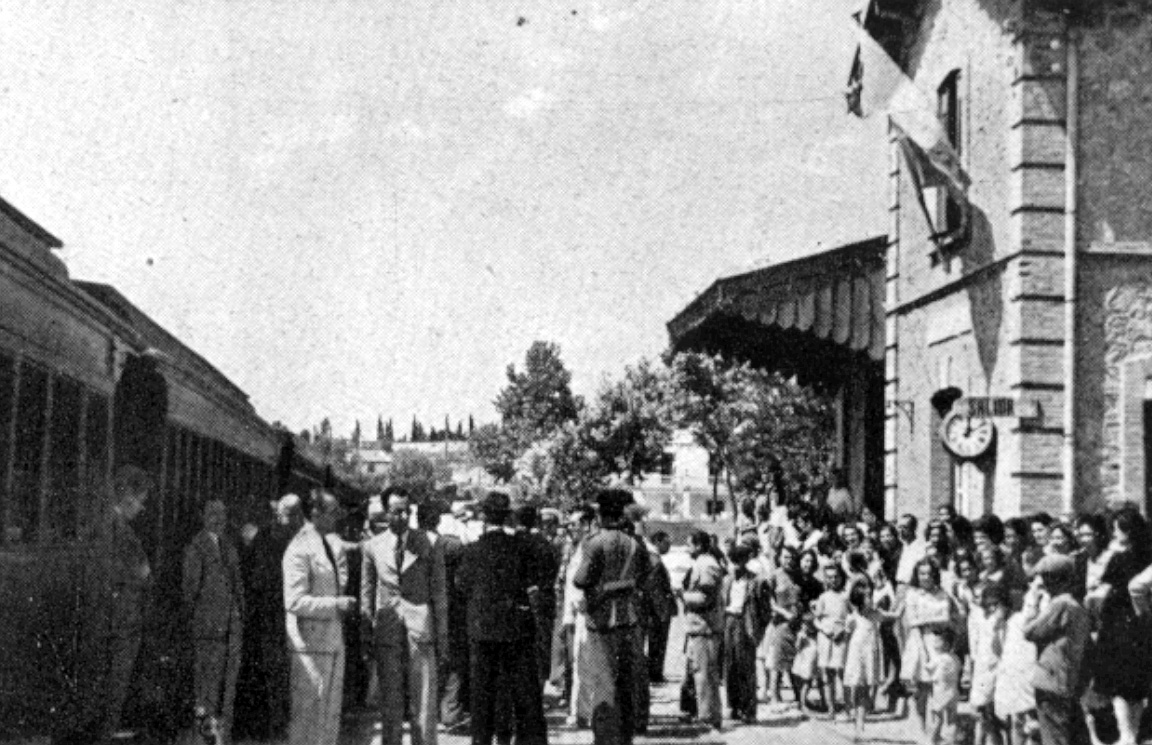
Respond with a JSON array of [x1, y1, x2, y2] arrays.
[[504, 87, 558, 119]]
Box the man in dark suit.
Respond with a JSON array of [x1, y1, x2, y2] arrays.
[[458, 492, 547, 745], [644, 531, 676, 683], [183, 499, 245, 745], [515, 505, 560, 687], [56, 465, 154, 745], [361, 487, 448, 745], [574, 489, 651, 745]]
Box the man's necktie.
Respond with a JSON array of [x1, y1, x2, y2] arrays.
[[321, 534, 340, 592], [394, 531, 405, 573]]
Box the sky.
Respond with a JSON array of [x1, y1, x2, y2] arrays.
[[0, 0, 888, 437]]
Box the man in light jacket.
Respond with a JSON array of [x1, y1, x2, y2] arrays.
[[679, 530, 724, 732], [360, 487, 448, 745], [283, 490, 357, 745], [183, 499, 244, 744]]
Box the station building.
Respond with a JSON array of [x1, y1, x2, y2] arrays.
[[670, 0, 1152, 523]]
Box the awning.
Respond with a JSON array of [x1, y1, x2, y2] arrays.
[[667, 236, 887, 387]]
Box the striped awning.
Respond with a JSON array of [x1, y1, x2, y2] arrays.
[[667, 236, 887, 366]]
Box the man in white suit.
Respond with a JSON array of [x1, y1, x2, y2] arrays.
[[282, 490, 357, 745]]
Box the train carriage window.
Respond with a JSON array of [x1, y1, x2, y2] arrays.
[[11, 364, 49, 543], [45, 376, 84, 541], [0, 353, 14, 544]]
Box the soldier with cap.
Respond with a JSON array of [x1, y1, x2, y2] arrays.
[[457, 491, 547, 745], [573, 489, 652, 745]]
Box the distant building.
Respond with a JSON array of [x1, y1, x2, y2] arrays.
[[634, 430, 733, 519]]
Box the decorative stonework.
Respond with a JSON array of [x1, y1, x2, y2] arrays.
[[1099, 282, 1152, 503]]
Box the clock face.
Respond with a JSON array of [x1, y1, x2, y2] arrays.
[[940, 410, 996, 459]]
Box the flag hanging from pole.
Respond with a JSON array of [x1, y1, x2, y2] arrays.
[[847, 18, 971, 241]]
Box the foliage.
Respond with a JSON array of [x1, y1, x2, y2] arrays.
[[387, 449, 442, 501], [512, 423, 607, 510], [666, 351, 835, 526], [580, 358, 672, 484], [494, 341, 581, 449], [469, 422, 518, 483]]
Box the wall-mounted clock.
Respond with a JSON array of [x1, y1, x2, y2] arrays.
[[940, 409, 996, 459]]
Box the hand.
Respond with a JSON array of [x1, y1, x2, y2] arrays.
[[337, 596, 357, 616]]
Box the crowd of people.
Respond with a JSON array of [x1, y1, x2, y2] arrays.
[[51, 463, 1152, 745]]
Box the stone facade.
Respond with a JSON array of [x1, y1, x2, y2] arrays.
[[883, 0, 1152, 521]]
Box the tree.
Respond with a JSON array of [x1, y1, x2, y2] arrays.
[[468, 415, 475, 435], [667, 352, 836, 532], [495, 341, 581, 450], [469, 422, 517, 483], [411, 416, 425, 443], [581, 358, 672, 484], [456, 421, 464, 440], [388, 449, 437, 501], [384, 419, 395, 450], [376, 416, 385, 443], [352, 419, 362, 448]]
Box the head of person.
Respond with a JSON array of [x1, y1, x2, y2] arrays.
[[515, 504, 539, 534], [595, 489, 633, 525], [824, 563, 847, 592], [978, 543, 1004, 573], [846, 549, 869, 577], [480, 491, 512, 526], [799, 549, 819, 576], [932, 627, 956, 655], [111, 464, 153, 521], [950, 516, 974, 549], [897, 513, 918, 544], [1030, 512, 1054, 548], [848, 580, 873, 611], [927, 522, 952, 557], [1112, 506, 1149, 556], [417, 499, 446, 532], [936, 504, 957, 524], [979, 581, 1009, 614], [778, 544, 799, 573], [878, 523, 900, 553], [1003, 517, 1032, 554], [728, 543, 752, 569], [1034, 554, 1077, 597], [794, 505, 815, 535], [954, 552, 978, 585], [383, 487, 411, 535], [540, 511, 560, 539], [842, 524, 862, 550], [1075, 513, 1109, 556], [651, 530, 671, 556], [277, 493, 304, 531], [366, 495, 387, 535], [972, 514, 1005, 550], [912, 557, 941, 592], [308, 490, 345, 535], [202, 499, 227, 535], [569, 505, 596, 541], [831, 467, 849, 490], [688, 530, 711, 559], [1046, 523, 1075, 555]]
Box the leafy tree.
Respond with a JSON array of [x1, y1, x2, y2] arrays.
[[388, 449, 437, 501], [667, 352, 836, 532], [495, 341, 581, 449], [469, 422, 517, 483], [581, 358, 672, 484]]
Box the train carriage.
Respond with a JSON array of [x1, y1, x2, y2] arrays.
[[0, 196, 356, 737]]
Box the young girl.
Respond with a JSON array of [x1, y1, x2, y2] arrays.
[[925, 629, 961, 745], [843, 581, 885, 741], [969, 583, 1009, 745], [791, 604, 822, 718], [995, 581, 1042, 745], [815, 564, 851, 720]]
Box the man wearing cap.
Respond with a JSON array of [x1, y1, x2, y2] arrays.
[[361, 487, 448, 745], [458, 492, 547, 745], [573, 489, 652, 745]]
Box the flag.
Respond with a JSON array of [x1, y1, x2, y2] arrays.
[[847, 20, 971, 241]]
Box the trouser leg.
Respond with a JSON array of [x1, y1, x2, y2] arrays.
[[379, 643, 408, 745], [409, 640, 438, 745], [648, 619, 670, 682], [470, 642, 498, 745]]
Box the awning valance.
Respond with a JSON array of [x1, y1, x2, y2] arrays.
[[667, 236, 887, 384]]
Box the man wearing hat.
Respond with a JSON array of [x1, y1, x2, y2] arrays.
[[458, 492, 547, 745], [573, 489, 652, 745]]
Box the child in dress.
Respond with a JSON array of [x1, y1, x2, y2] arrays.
[[970, 582, 1009, 745], [816, 564, 851, 720], [925, 628, 961, 745], [996, 584, 1043, 745], [843, 581, 885, 742], [791, 604, 823, 719]]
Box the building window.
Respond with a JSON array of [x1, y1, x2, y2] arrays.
[[935, 69, 966, 243]]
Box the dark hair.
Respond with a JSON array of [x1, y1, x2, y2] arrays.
[[1004, 517, 1033, 548], [910, 557, 942, 589], [823, 563, 847, 587], [417, 499, 446, 531], [978, 581, 1009, 607], [651, 530, 669, 543], [515, 505, 539, 530], [574, 505, 597, 525], [728, 543, 753, 565], [1075, 513, 1108, 543], [798, 549, 819, 574], [848, 580, 873, 610], [899, 513, 919, 534], [1030, 512, 1054, 529], [949, 515, 974, 548], [1048, 522, 1075, 548], [1112, 507, 1151, 561], [689, 530, 712, 551], [978, 543, 1005, 570], [306, 489, 340, 519], [846, 549, 869, 575], [382, 485, 410, 501], [596, 489, 632, 520], [972, 514, 1005, 545]]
